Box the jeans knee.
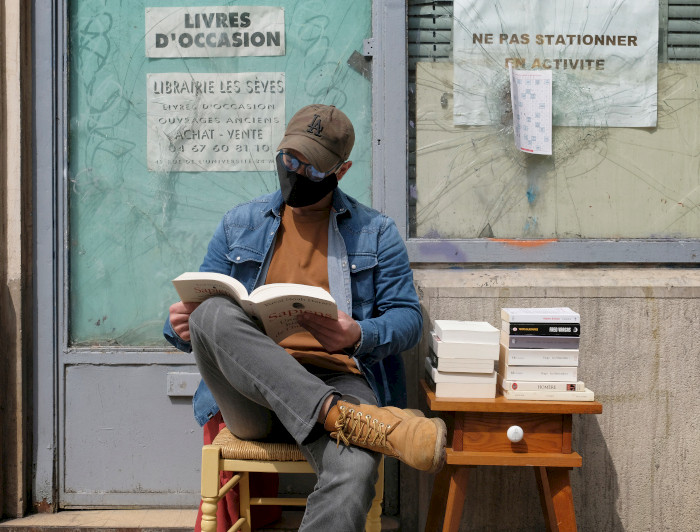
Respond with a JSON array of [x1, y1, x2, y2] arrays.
[[189, 297, 231, 361], [189, 297, 244, 344], [189, 296, 224, 332]]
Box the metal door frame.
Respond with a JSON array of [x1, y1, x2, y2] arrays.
[[32, 0, 407, 508]]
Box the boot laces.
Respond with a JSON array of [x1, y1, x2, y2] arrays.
[[333, 405, 392, 451]]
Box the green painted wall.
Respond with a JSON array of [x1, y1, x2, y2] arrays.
[[68, 0, 372, 345]]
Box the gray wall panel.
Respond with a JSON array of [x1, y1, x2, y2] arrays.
[[62, 364, 201, 507]]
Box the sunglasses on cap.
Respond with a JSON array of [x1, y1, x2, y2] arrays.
[[278, 151, 343, 182]]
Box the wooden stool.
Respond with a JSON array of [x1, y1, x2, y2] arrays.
[[200, 427, 384, 532]]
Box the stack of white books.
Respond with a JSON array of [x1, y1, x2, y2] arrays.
[[499, 307, 594, 401], [424, 320, 500, 398]]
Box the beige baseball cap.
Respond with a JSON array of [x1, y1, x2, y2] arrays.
[[277, 104, 355, 173]]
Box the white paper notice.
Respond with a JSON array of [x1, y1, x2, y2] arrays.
[[147, 72, 285, 172], [510, 68, 552, 155], [453, 0, 658, 127], [146, 6, 285, 58]]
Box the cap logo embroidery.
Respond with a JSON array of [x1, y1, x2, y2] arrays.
[[306, 114, 324, 137]]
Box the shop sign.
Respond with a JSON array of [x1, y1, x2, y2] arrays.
[[147, 72, 285, 172], [146, 6, 285, 58]]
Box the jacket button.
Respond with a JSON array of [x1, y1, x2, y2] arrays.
[[351, 264, 356, 270], [236, 256, 241, 261]]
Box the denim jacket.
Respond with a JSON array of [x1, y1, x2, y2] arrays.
[[164, 188, 422, 426]]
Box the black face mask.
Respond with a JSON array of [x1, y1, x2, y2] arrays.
[[276, 156, 338, 207]]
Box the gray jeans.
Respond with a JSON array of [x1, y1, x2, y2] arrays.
[[189, 296, 381, 532]]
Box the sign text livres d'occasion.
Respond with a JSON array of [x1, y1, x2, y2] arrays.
[[146, 6, 285, 58]]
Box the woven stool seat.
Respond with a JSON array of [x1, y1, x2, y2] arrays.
[[201, 426, 383, 532], [212, 428, 306, 462]]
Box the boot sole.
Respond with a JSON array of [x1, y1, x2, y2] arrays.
[[426, 417, 447, 474]]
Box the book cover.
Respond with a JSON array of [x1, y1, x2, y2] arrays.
[[499, 343, 579, 366], [498, 375, 585, 392], [172, 271, 338, 343], [498, 361, 578, 382], [502, 387, 595, 401], [500, 330, 580, 349], [502, 322, 580, 336], [425, 370, 497, 399], [431, 331, 500, 359], [500, 307, 580, 323], [427, 349, 496, 373], [425, 357, 497, 383], [433, 320, 500, 344]]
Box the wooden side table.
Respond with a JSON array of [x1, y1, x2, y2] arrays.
[[422, 380, 603, 532]]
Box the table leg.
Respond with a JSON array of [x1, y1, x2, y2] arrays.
[[426, 463, 466, 531], [425, 464, 452, 532], [534, 466, 577, 532], [442, 466, 470, 532]]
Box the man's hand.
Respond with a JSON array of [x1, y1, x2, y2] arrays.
[[297, 310, 361, 354], [169, 301, 201, 342]]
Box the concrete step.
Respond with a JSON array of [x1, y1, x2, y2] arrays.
[[0, 509, 198, 531], [0, 510, 400, 531]]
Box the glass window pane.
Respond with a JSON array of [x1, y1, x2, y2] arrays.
[[68, 1, 372, 346], [408, 1, 700, 241]]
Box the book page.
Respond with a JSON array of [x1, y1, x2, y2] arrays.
[[248, 283, 334, 303], [172, 272, 246, 302], [509, 67, 553, 155], [172, 275, 339, 342], [252, 293, 338, 343], [171, 272, 257, 316]]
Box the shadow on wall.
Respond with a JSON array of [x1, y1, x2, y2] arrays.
[[571, 414, 623, 532], [1, 279, 22, 518]]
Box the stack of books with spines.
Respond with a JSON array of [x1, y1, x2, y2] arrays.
[[499, 307, 595, 401], [424, 320, 500, 398]]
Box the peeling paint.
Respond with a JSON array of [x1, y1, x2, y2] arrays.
[[33, 498, 53, 513]]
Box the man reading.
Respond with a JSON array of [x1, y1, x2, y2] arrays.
[[165, 104, 446, 531]]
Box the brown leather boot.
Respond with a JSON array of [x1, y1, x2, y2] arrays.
[[323, 401, 447, 473]]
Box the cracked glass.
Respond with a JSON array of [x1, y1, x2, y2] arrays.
[[409, 1, 700, 241], [68, 0, 372, 345]]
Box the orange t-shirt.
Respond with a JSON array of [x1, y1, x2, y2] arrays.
[[266, 205, 359, 374]]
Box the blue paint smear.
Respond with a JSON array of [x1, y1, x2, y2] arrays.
[[526, 185, 538, 204], [524, 216, 538, 232]]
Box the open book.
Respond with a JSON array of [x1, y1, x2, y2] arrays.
[[172, 272, 338, 343]]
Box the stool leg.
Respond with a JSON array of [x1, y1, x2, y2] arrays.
[[365, 457, 384, 532], [200, 446, 221, 532], [200, 497, 218, 532], [239, 471, 252, 532]]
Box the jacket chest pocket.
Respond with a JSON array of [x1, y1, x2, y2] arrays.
[[226, 247, 265, 290], [348, 253, 377, 317]]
